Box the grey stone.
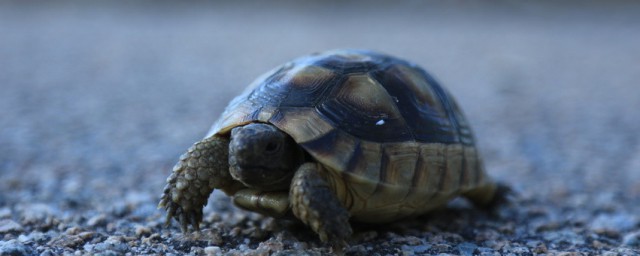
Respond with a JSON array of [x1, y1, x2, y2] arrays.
[[590, 213, 638, 234], [0, 208, 11, 219], [457, 242, 478, 256], [39, 249, 57, 256], [87, 214, 108, 227], [0, 240, 32, 255], [204, 246, 222, 256], [475, 247, 498, 256], [18, 204, 56, 225], [91, 236, 130, 253], [622, 230, 640, 247], [0, 220, 23, 233], [510, 246, 530, 254]]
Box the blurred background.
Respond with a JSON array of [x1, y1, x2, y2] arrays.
[[1, 0, 639, 252]]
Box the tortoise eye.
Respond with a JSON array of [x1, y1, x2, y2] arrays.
[[265, 141, 280, 153]]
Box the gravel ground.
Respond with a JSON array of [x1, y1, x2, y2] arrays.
[[1, 1, 640, 255]]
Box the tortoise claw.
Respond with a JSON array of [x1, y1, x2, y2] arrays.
[[158, 167, 204, 233], [159, 194, 203, 233], [179, 211, 188, 232]]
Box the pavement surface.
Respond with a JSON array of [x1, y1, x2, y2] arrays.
[[1, 1, 640, 255]]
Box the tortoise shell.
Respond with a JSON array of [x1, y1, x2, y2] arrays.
[[208, 50, 489, 222]]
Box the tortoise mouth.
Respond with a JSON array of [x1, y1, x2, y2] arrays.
[[230, 165, 294, 191]]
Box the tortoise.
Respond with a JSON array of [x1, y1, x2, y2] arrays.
[[159, 49, 506, 248]]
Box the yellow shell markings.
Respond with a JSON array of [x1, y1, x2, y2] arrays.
[[343, 142, 488, 222], [209, 63, 336, 137], [285, 64, 336, 91], [334, 74, 404, 121], [270, 108, 336, 144], [389, 64, 445, 115]]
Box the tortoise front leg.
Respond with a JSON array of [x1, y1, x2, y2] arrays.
[[290, 162, 352, 249], [158, 135, 244, 232], [233, 189, 290, 218]]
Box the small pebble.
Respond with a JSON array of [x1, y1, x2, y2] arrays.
[[610, 248, 637, 255], [191, 247, 205, 255], [0, 208, 11, 219], [457, 242, 477, 256], [39, 249, 56, 256], [18, 234, 31, 243], [532, 243, 548, 254], [87, 214, 108, 227], [204, 246, 222, 256], [141, 233, 161, 244], [19, 203, 55, 225], [229, 227, 242, 237], [78, 231, 95, 240], [256, 238, 284, 252], [411, 244, 431, 253], [432, 243, 452, 251], [135, 225, 151, 237], [347, 245, 367, 253], [510, 246, 530, 254], [590, 213, 638, 235], [0, 240, 31, 255], [48, 234, 85, 248], [622, 230, 640, 246], [475, 247, 497, 256], [292, 242, 308, 250], [65, 226, 81, 235], [0, 219, 23, 233], [391, 235, 423, 245], [92, 235, 129, 253]]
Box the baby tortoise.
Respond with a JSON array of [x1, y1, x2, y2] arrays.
[[159, 49, 507, 248]]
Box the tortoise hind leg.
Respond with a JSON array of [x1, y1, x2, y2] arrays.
[[290, 162, 352, 250], [158, 135, 244, 232], [462, 181, 512, 210]]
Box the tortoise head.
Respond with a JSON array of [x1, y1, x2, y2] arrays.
[[228, 123, 305, 191]]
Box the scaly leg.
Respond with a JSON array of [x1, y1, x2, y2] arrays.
[[233, 189, 290, 218], [463, 181, 512, 210], [290, 162, 352, 250], [158, 135, 244, 232]]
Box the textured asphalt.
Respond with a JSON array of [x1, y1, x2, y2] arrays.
[[1, 1, 640, 255]]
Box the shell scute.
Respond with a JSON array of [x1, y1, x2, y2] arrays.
[[278, 65, 339, 108], [318, 74, 413, 143], [370, 64, 467, 144]]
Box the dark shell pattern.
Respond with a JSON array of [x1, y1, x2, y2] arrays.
[[211, 49, 474, 144], [209, 50, 488, 220]]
